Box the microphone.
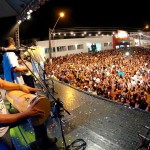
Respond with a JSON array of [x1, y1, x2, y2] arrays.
[[145, 126, 150, 131], [0, 47, 25, 53], [21, 44, 35, 50]]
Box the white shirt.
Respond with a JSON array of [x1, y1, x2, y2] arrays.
[[3, 52, 24, 84], [24, 45, 45, 63]]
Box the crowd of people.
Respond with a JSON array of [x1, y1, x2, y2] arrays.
[[44, 47, 150, 112]]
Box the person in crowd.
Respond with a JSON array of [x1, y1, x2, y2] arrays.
[[2, 37, 28, 84], [0, 78, 44, 150]]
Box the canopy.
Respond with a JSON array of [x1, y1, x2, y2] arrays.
[[0, 0, 48, 19]]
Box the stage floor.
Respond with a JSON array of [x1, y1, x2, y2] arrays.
[[2, 79, 150, 150], [48, 81, 150, 150]]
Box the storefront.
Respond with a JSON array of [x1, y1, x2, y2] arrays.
[[113, 30, 130, 49]]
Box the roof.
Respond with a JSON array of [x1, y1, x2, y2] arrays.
[[0, 0, 32, 18], [0, 0, 48, 19]]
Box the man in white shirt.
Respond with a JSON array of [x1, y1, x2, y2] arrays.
[[24, 38, 45, 81], [2, 37, 28, 84]]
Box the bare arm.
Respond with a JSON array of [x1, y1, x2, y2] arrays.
[[0, 78, 40, 93], [0, 106, 44, 126], [0, 78, 44, 126], [13, 66, 28, 72], [0, 111, 31, 125]]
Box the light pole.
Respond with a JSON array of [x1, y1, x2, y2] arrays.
[[49, 12, 64, 63]]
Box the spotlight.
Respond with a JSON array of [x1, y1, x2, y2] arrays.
[[18, 20, 22, 24], [29, 9, 33, 13], [27, 15, 31, 20]]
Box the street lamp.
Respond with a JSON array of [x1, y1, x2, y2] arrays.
[[49, 12, 65, 63], [143, 25, 149, 31]]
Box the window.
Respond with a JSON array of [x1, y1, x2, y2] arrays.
[[52, 47, 55, 52], [68, 45, 76, 50], [44, 48, 49, 53], [77, 44, 84, 49], [104, 43, 108, 46], [57, 46, 67, 52], [109, 42, 112, 46], [44, 47, 56, 53]]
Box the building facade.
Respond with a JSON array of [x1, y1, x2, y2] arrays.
[[38, 34, 150, 59]]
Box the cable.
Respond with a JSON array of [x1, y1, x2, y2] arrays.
[[66, 138, 87, 150]]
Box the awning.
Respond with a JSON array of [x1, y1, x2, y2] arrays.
[[0, 0, 48, 19]]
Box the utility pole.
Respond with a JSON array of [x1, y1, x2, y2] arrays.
[[49, 28, 52, 64]]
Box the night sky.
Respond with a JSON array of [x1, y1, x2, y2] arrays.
[[0, 0, 150, 42]]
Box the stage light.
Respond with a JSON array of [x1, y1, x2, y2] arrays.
[[17, 0, 48, 23], [18, 20, 22, 24], [27, 15, 31, 20], [29, 9, 33, 13], [27, 9, 33, 15]]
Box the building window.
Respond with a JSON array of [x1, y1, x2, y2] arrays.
[[57, 46, 67, 52], [44, 47, 56, 53], [44, 48, 49, 53], [104, 43, 108, 46], [77, 44, 84, 49], [109, 42, 112, 46], [52, 47, 55, 52], [68, 45, 76, 50]]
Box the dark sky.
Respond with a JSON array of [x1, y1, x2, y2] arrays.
[[0, 0, 150, 41]]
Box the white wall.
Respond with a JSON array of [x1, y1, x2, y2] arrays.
[[37, 35, 113, 58]]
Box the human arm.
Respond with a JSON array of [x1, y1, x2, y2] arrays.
[[0, 78, 40, 93], [18, 59, 24, 64], [0, 101, 44, 126], [13, 66, 28, 72]]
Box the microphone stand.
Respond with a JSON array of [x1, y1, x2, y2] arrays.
[[51, 98, 70, 150], [20, 46, 50, 97], [51, 98, 87, 150]]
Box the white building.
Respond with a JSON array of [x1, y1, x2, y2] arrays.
[[38, 35, 150, 59]]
